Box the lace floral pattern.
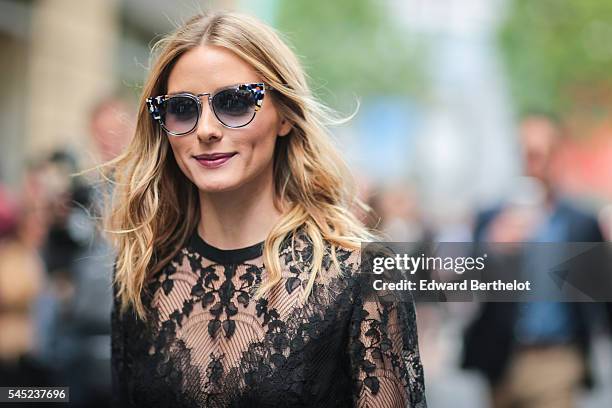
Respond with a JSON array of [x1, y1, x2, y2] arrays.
[[111, 228, 426, 407]]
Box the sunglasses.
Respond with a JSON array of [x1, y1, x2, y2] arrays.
[[146, 83, 270, 135]]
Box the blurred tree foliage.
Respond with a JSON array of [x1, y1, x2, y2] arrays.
[[275, 0, 425, 109], [499, 0, 612, 118]]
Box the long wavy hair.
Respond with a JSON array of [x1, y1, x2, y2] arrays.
[[104, 10, 376, 321]]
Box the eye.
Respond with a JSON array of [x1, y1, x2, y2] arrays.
[[213, 89, 253, 116], [166, 96, 198, 119]]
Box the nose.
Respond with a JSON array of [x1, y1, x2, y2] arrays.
[[195, 97, 223, 142]]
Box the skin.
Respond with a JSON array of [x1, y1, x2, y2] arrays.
[[519, 116, 559, 187], [90, 99, 134, 162], [166, 45, 292, 249]]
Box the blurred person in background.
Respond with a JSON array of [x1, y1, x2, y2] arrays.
[[41, 151, 89, 287], [35, 96, 133, 407], [90, 97, 134, 164], [374, 182, 430, 244], [461, 113, 605, 408], [369, 182, 449, 379], [0, 175, 50, 387]]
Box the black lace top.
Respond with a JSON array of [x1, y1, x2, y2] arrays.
[[111, 228, 426, 407]]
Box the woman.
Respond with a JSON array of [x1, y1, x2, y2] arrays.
[[107, 10, 426, 407]]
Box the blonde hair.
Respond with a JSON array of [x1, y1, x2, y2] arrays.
[[105, 10, 376, 320]]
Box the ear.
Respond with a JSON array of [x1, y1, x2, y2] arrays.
[[277, 117, 293, 137]]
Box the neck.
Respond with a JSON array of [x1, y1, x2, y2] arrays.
[[539, 178, 557, 210], [197, 169, 282, 249]]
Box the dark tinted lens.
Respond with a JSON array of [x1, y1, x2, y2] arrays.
[[163, 96, 199, 134], [212, 88, 255, 127]]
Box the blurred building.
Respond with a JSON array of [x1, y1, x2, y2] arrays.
[[0, 0, 119, 185], [0, 0, 239, 188]]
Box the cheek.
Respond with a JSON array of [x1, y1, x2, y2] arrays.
[[242, 109, 282, 161], [167, 138, 193, 180], [240, 125, 278, 168]]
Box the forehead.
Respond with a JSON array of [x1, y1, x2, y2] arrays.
[[166, 45, 261, 94], [520, 118, 559, 150]]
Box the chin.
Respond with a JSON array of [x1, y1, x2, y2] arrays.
[[193, 177, 242, 194]]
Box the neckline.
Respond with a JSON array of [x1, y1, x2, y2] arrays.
[[189, 230, 264, 264]]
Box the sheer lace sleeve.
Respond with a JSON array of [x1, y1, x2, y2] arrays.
[[111, 266, 129, 407], [348, 271, 427, 408]]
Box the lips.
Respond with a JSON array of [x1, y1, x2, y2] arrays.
[[193, 152, 236, 169]]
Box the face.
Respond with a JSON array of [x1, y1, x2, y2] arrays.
[[164, 45, 291, 194], [91, 100, 134, 162], [519, 116, 559, 182]]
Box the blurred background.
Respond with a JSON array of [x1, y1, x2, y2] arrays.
[[1, 0, 612, 406]]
